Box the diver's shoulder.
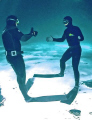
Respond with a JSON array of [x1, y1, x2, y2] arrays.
[[2, 26, 18, 35], [73, 25, 80, 29]]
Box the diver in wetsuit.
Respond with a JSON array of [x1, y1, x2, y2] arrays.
[[2, 15, 38, 102], [46, 16, 84, 87]]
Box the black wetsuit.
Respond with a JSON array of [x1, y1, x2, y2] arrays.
[[53, 25, 84, 86], [2, 26, 29, 100]]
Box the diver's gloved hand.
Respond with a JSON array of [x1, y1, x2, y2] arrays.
[[46, 36, 53, 42], [30, 27, 38, 37]]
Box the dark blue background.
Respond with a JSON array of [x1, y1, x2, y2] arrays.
[[0, 0, 92, 44]]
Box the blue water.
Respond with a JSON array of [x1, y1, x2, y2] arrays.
[[0, 42, 92, 77]]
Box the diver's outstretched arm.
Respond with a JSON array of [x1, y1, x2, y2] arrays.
[[21, 27, 38, 42]]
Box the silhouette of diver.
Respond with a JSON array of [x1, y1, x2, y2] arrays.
[[2, 15, 38, 102], [46, 16, 84, 88]]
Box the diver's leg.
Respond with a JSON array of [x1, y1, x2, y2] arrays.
[[60, 48, 72, 76], [7, 55, 32, 102], [72, 47, 81, 87]]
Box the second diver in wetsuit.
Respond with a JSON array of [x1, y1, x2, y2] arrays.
[[46, 16, 84, 87]]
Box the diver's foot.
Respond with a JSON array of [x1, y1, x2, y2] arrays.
[[58, 72, 64, 77], [25, 97, 33, 102], [74, 85, 79, 90], [60, 95, 71, 105], [60, 99, 71, 105], [66, 86, 79, 98], [75, 81, 79, 88]]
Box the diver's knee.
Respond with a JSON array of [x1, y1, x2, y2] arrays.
[[60, 58, 64, 64]]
